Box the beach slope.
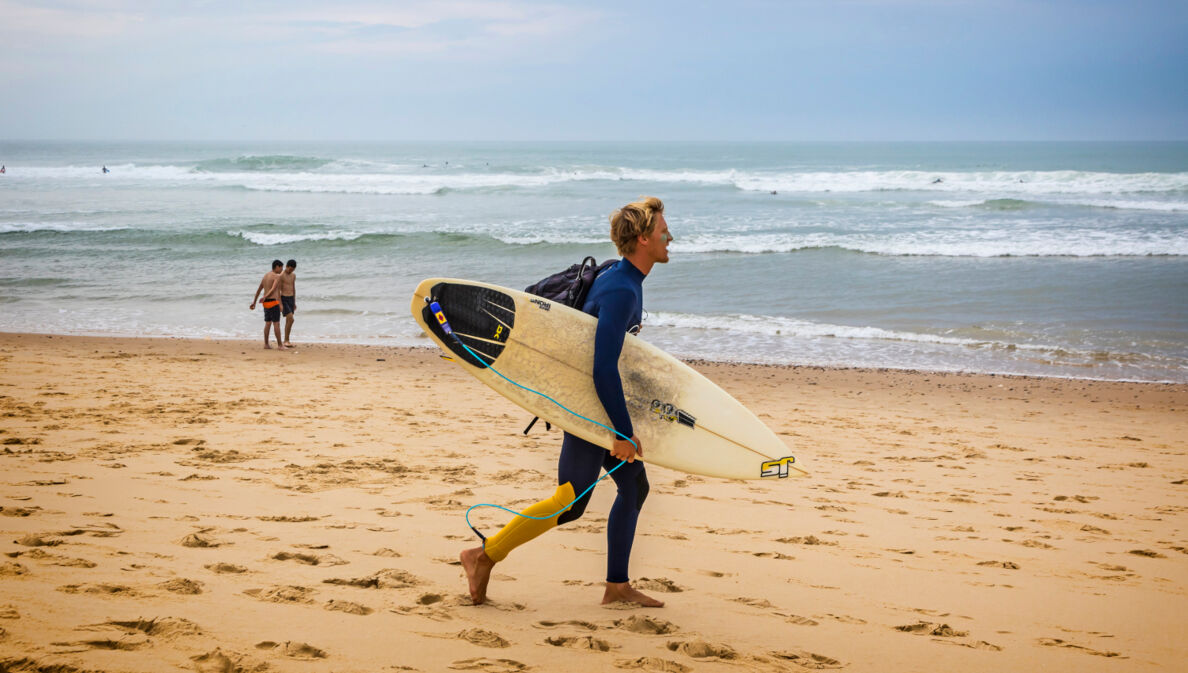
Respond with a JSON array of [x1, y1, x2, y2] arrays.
[[0, 333, 1184, 672]]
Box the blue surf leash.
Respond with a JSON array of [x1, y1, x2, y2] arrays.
[[428, 300, 636, 543]]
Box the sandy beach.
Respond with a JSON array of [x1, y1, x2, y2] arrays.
[[0, 331, 1185, 672]]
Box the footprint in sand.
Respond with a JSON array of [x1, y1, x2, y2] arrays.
[[1037, 637, 1123, 658], [0, 562, 29, 577], [894, 621, 968, 637], [665, 639, 738, 661], [323, 569, 421, 589], [205, 562, 248, 574], [243, 585, 315, 604], [57, 583, 136, 597], [192, 649, 265, 673], [51, 633, 150, 652], [100, 617, 202, 639], [976, 560, 1020, 569], [281, 642, 328, 659], [454, 628, 511, 648], [271, 551, 349, 566], [448, 658, 528, 672], [731, 597, 775, 609], [0, 506, 40, 517], [778, 614, 820, 626], [612, 615, 678, 635], [179, 532, 225, 548], [613, 657, 691, 672], [817, 613, 866, 625], [534, 619, 598, 631], [544, 635, 615, 652], [324, 599, 373, 615], [15, 534, 61, 547], [633, 577, 685, 593], [158, 578, 204, 594], [764, 649, 845, 670]]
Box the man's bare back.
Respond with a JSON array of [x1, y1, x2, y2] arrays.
[[260, 271, 282, 301]]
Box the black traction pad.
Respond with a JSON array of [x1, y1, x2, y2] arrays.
[[423, 282, 516, 367]]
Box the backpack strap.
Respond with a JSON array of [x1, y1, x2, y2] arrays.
[[522, 416, 551, 435]]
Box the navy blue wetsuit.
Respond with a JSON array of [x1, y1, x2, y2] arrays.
[[556, 258, 648, 583]]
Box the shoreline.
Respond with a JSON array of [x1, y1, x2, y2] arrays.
[[1, 331, 1185, 672], [4, 329, 1185, 387]]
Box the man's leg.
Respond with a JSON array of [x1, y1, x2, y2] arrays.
[[284, 313, 294, 346], [263, 322, 272, 349], [272, 321, 286, 349], [461, 433, 603, 604], [600, 458, 663, 607]]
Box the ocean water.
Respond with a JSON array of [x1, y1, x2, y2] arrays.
[[1, 141, 1186, 382]]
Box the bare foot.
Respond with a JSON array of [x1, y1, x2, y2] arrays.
[[284, 342, 293, 348], [602, 581, 664, 607], [460, 547, 495, 605], [264, 344, 272, 349]]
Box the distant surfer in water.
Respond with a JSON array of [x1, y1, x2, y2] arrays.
[[102, 165, 109, 174], [250, 260, 287, 350], [461, 196, 673, 608], [280, 259, 297, 348]]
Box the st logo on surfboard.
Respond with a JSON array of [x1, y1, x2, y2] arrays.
[[760, 456, 798, 479]]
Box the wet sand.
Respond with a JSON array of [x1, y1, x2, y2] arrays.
[[1, 332, 1185, 672]]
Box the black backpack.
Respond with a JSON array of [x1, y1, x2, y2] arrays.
[[523, 256, 618, 311], [519, 256, 618, 435]]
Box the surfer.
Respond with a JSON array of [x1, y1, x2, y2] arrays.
[[250, 260, 287, 350], [461, 196, 673, 608], [102, 165, 109, 174], [280, 259, 297, 347]]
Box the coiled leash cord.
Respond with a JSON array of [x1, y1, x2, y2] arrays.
[[428, 300, 635, 542]]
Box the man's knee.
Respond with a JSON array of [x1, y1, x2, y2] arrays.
[[635, 470, 649, 511], [557, 484, 592, 526]]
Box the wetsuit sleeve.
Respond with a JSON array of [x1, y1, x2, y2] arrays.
[[591, 288, 636, 439]]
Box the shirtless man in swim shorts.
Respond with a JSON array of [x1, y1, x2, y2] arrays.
[[250, 260, 286, 350], [280, 259, 297, 347], [460, 196, 673, 608]]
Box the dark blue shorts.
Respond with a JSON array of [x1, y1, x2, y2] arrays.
[[281, 295, 295, 316], [263, 300, 281, 322]]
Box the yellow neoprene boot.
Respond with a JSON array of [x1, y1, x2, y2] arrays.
[[483, 482, 576, 562]]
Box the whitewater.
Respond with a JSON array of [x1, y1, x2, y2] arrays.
[[1, 140, 1185, 381]]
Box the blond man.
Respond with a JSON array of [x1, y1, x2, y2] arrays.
[[461, 197, 674, 607]]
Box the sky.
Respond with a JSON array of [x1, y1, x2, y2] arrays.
[[1, 0, 1185, 141]]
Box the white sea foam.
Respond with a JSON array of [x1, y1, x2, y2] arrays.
[[670, 230, 1188, 257], [12, 163, 1188, 199], [0, 222, 131, 234], [928, 197, 1188, 212], [651, 312, 990, 347], [230, 230, 365, 245]]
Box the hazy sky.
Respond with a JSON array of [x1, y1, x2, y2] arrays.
[[2, 0, 1185, 141]]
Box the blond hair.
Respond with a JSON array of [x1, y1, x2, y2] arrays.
[[609, 196, 664, 256]]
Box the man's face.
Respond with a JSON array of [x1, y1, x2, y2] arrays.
[[285, 266, 295, 275], [641, 213, 672, 264]]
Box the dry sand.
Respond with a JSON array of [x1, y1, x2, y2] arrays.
[[0, 332, 1185, 672]]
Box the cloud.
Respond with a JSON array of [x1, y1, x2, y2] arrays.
[[0, 0, 603, 58]]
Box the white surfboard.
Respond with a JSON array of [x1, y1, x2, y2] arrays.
[[411, 278, 807, 481]]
